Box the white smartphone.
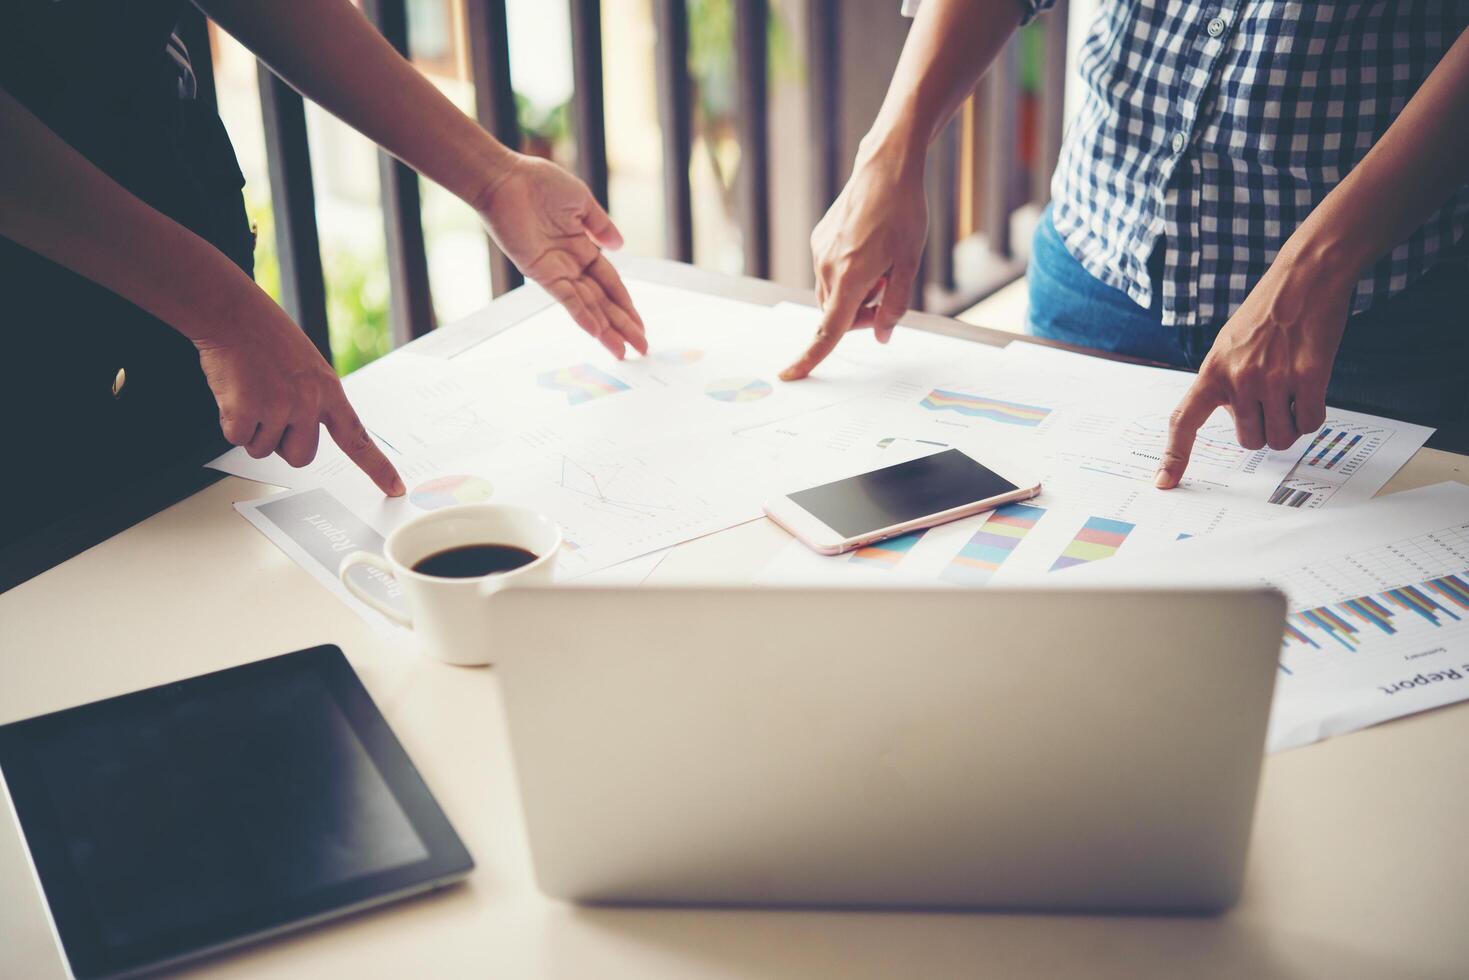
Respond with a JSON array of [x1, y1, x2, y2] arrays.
[[764, 448, 1042, 556]]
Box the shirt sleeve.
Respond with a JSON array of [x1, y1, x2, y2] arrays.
[[901, 0, 1056, 26]]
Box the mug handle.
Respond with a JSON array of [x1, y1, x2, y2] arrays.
[[338, 551, 413, 628]]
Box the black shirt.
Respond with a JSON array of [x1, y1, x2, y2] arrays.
[[0, 0, 254, 544]]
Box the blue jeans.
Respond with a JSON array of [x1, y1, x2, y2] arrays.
[[1026, 207, 1469, 426]]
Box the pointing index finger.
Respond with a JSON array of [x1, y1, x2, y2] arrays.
[[324, 396, 405, 497], [1156, 379, 1223, 490], [779, 280, 867, 382]]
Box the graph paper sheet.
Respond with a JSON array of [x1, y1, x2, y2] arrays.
[[1059, 482, 1469, 752]]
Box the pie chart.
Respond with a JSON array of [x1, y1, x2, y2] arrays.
[[410, 474, 495, 510], [705, 377, 773, 403]]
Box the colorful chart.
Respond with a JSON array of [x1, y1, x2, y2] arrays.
[[1284, 571, 1469, 653], [1302, 426, 1363, 471], [536, 363, 630, 405], [1270, 484, 1313, 507], [940, 503, 1047, 586], [653, 348, 704, 365], [1049, 516, 1136, 571], [409, 474, 495, 510], [705, 377, 774, 403], [849, 530, 926, 569], [919, 389, 1051, 426]]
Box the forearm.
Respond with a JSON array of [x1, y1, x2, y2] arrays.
[[862, 0, 1025, 170], [1290, 25, 1469, 282], [0, 87, 260, 345], [196, 0, 513, 209]]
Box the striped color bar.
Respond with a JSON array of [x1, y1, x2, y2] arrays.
[[849, 530, 926, 569], [1049, 516, 1135, 571], [1301, 427, 1363, 471], [940, 503, 1048, 586], [1285, 571, 1469, 652], [536, 363, 630, 405], [918, 389, 1051, 427]]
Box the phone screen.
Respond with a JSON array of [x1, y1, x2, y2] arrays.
[[787, 449, 1021, 539]]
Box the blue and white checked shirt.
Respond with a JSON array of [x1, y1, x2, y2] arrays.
[[905, 1, 1469, 327]]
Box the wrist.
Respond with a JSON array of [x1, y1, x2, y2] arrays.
[[855, 122, 927, 187], [464, 141, 521, 216], [180, 263, 269, 350], [1284, 199, 1381, 295], [1279, 223, 1367, 298]]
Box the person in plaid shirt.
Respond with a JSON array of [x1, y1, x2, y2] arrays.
[[782, 0, 1468, 487]]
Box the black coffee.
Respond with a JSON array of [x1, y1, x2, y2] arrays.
[[412, 543, 538, 578]]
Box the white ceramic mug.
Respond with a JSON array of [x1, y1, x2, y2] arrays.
[[338, 503, 561, 666]]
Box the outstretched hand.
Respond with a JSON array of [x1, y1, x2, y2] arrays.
[[477, 154, 647, 359], [1156, 243, 1352, 488]]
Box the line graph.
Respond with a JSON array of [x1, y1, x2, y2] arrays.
[[556, 454, 679, 520], [1120, 418, 1256, 470], [488, 427, 756, 578]]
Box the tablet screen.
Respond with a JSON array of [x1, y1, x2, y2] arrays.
[[0, 646, 472, 979]]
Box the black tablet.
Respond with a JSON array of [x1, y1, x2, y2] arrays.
[[0, 645, 473, 979]]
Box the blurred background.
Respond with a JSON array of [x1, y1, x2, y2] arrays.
[[203, 0, 1098, 375]]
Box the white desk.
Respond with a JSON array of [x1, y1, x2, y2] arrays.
[[4, 265, 1468, 980]]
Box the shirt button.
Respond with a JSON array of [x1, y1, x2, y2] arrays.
[[112, 367, 127, 399], [1171, 132, 1186, 153], [1207, 16, 1226, 37]]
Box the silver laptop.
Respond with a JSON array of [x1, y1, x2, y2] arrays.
[[489, 585, 1284, 913]]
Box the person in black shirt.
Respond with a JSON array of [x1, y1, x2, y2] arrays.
[[0, 0, 646, 546]]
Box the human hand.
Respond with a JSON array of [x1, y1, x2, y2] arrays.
[[476, 153, 647, 359], [194, 294, 405, 495], [1156, 242, 1354, 488], [780, 142, 928, 380]]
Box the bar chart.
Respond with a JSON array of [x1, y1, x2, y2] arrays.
[[1269, 484, 1314, 507], [1300, 426, 1375, 472], [1274, 521, 1469, 675], [940, 503, 1048, 585], [1284, 572, 1469, 654], [1267, 419, 1400, 510], [1050, 516, 1136, 571], [918, 389, 1052, 427], [849, 530, 928, 569]]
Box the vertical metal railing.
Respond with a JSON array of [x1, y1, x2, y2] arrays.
[[980, 36, 1021, 261], [464, 0, 524, 296], [569, 0, 610, 208], [925, 119, 960, 297], [256, 68, 332, 360], [363, 0, 436, 343], [1036, 0, 1071, 205], [733, 0, 771, 279], [806, 0, 841, 224], [652, 0, 695, 263]]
